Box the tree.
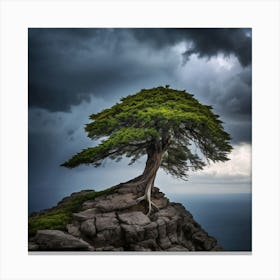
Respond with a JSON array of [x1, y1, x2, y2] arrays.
[[62, 86, 232, 215]]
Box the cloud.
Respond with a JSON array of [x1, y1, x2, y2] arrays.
[[157, 143, 252, 195], [198, 143, 251, 177], [174, 53, 251, 116], [28, 28, 251, 112], [131, 28, 251, 66], [171, 52, 251, 143], [28, 28, 177, 112]]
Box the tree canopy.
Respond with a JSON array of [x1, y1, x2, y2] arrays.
[[62, 86, 232, 215], [62, 86, 232, 179]]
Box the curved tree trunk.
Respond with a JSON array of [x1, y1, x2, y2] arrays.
[[123, 147, 163, 215]]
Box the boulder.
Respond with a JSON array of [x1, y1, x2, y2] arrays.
[[121, 224, 145, 243], [73, 208, 99, 222], [80, 219, 96, 238], [34, 230, 91, 251], [93, 193, 137, 212], [28, 241, 39, 251], [159, 236, 172, 249], [143, 222, 158, 239], [118, 211, 150, 226], [95, 226, 122, 246], [95, 212, 119, 232], [157, 217, 167, 239], [66, 223, 81, 237]]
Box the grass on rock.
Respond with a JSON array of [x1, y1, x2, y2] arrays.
[[28, 186, 117, 236]]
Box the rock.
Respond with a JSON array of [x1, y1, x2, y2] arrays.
[[137, 239, 159, 251], [95, 212, 119, 232], [192, 231, 207, 244], [159, 236, 172, 249], [121, 224, 145, 243], [144, 222, 158, 239], [57, 190, 95, 206], [95, 226, 122, 246], [28, 241, 39, 251], [130, 238, 159, 251], [100, 193, 136, 212], [211, 245, 223, 251], [118, 211, 150, 225], [166, 217, 179, 243], [151, 197, 169, 209], [203, 237, 216, 250], [180, 240, 195, 251], [96, 246, 124, 251], [116, 184, 141, 195], [93, 193, 137, 212], [66, 224, 81, 237], [80, 219, 96, 238], [73, 208, 99, 222], [166, 217, 178, 234], [34, 230, 91, 251], [183, 222, 200, 239], [29, 184, 223, 252], [155, 205, 178, 219], [152, 187, 165, 198], [156, 218, 166, 238], [82, 200, 96, 210], [167, 245, 189, 251]]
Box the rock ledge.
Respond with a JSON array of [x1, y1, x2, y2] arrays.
[[29, 185, 222, 252]]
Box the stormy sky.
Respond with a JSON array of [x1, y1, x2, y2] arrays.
[[28, 28, 252, 213]]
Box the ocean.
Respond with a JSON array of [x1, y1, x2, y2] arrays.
[[167, 193, 252, 251]]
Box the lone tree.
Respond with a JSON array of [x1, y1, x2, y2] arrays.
[[62, 86, 232, 215]]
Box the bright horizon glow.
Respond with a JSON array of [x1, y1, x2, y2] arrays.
[[198, 143, 251, 177], [158, 143, 251, 195]]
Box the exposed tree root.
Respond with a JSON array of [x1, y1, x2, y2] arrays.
[[135, 176, 160, 215], [136, 192, 159, 216], [122, 176, 159, 216], [121, 150, 163, 216]]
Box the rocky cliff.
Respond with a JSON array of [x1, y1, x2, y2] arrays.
[[29, 184, 222, 252]]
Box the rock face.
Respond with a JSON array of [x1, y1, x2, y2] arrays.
[[29, 185, 222, 252], [31, 230, 92, 251]]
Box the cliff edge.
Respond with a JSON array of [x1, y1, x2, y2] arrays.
[[28, 184, 222, 252]]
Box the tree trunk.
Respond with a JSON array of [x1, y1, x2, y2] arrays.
[[142, 149, 163, 179], [133, 148, 163, 215], [121, 143, 165, 215]]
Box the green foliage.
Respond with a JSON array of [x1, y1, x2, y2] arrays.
[[28, 211, 71, 235], [62, 86, 232, 179], [28, 186, 117, 236]]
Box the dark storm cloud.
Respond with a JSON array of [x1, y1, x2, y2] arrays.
[[29, 28, 251, 112], [29, 28, 167, 112], [29, 29, 117, 111], [223, 120, 251, 144], [131, 28, 251, 66], [211, 66, 252, 117]]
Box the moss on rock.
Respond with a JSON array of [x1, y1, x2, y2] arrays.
[[28, 186, 117, 236]]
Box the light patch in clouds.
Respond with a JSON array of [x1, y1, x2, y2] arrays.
[[214, 54, 236, 71], [157, 143, 251, 195], [198, 143, 251, 177]]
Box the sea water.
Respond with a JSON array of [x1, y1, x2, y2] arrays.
[[167, 193, 252, 251]]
